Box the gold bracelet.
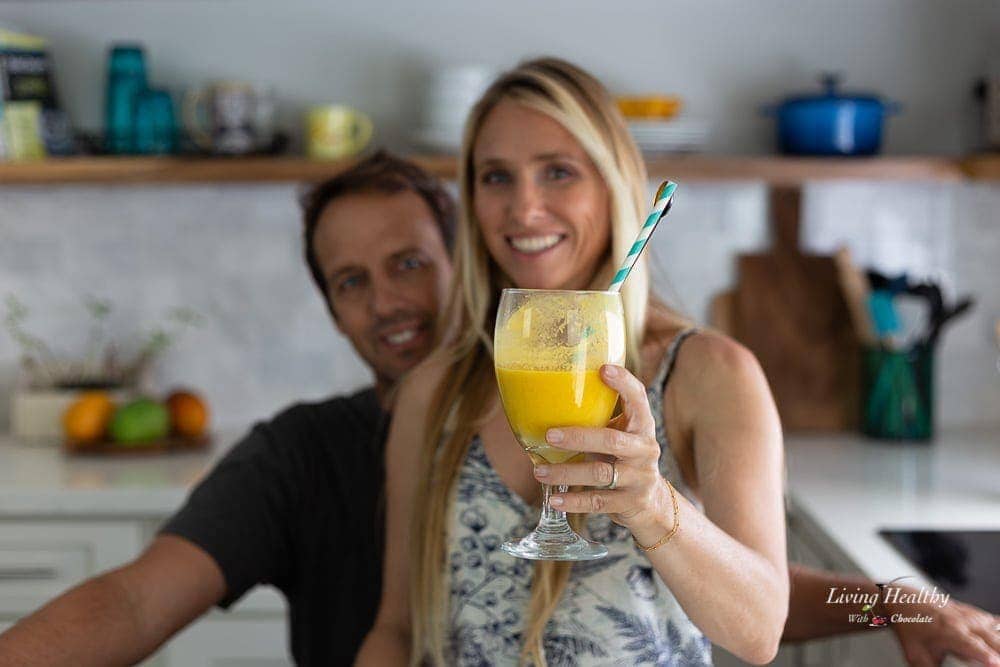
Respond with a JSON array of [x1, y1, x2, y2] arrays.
[[634, 479, 680, 552]]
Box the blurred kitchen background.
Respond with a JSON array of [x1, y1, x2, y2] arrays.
[[0, 1, 998, 666]]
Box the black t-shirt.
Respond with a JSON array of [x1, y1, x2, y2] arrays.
[[159, 387, 387, 666]]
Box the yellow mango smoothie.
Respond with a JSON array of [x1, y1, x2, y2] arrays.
[[496, 366, 619, 464], [494, 292, 625, 465]]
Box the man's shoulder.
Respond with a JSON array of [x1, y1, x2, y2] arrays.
[[271, 387, 382, 423], [245, 386, 385, 454]]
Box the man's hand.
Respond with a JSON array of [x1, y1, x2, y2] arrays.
[[889, 593, 1000, 667]]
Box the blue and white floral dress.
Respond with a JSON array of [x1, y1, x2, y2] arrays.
[[445, 328, 713, 666]]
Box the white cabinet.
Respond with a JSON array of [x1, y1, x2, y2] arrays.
[[150, 586, 288, 666], [0, 518, 288, 665], [0, 520, 143, 619], [158, 616, 291, 667]]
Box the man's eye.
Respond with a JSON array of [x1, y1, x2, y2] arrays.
[[481, 169, 511, 185], [338, 275, 363, 292]]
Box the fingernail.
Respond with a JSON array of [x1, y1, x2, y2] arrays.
[[603, 365, 619, 378], [549, 495, 564, 507], [534, 465, 549, 478], [546, 428, 564, 443]]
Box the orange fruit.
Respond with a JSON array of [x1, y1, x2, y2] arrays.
[[63, 391, 115, 443], [166, 390, 210, 438]]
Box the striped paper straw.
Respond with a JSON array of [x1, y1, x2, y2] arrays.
[[608, 180, 677, 293]]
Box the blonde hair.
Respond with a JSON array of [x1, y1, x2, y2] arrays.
[[410, 57, 656, 666]]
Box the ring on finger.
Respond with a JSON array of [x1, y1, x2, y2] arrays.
[[602, 460, 619, 490]]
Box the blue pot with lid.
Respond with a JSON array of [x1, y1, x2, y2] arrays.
[[768, 73, 901, 156]]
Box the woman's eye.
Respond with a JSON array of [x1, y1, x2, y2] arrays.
[[546, 164, 575, 181], [399, 256, 424, 271], [481, 169, 511, 185]]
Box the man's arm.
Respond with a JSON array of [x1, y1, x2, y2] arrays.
[[0, 535, 225, 667], [784, 564, 1000, 667], [783, 563, 876, 641]]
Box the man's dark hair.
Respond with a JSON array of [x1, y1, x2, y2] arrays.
[[301, 150, 455, 312]]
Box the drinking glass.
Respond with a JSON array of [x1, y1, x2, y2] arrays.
[[134, 89, 178, 155], [494, 288, 625, 560]]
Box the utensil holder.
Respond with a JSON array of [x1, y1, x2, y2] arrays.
[[861, 343, 934, 441]]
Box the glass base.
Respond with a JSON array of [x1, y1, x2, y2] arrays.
[[502, 483, 608, 561], [502, 528, 608, 561]]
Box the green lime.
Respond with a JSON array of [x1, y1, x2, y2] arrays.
[[109, 398, 170, 445]]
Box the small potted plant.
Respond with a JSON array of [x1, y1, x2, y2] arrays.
[[4, 294, 202, 441]]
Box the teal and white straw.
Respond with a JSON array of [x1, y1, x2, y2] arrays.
[[608, 180, 677, 293]]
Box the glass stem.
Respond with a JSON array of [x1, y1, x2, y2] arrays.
[[537, 483, 573, 536]]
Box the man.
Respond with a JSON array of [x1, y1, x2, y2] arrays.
[[0, 151, 455, 666], [0, 152, 995, 667]]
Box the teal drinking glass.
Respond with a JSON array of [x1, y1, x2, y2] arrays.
[[134, 89, 177, 154], [105, 44, 147, 154]]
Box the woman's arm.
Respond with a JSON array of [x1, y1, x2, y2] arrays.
[[355, 358, 447, 666], [541, 333, 788, 664]]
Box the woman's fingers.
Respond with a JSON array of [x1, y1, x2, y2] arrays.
[[600, 364, 655, 438], [549, 488, 634, 514], [546, 426, 653, 461], [535, 459, 619, 487]]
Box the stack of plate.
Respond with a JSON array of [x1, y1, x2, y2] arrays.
[[412, 65, 498, 154], [628, 118, 710, 154]]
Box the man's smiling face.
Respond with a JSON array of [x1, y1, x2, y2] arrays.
[[313, 190, 453, 387]]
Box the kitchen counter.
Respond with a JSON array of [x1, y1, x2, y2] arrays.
[[1, 426, 996, 667], [785, 426, 999, 588], [1, 427, 997, 583], [0, 430, 243, 517]]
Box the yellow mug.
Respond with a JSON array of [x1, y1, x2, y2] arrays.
[[306, 106, 373, 160]]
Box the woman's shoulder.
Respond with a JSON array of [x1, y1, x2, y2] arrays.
[[643, 314, 763, 389], [675, 329, 761, 379], [665, 329, 770, 425], [652, 328, 770, 443]]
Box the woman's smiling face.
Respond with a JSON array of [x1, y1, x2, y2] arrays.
[[472, 100, 612, 291]]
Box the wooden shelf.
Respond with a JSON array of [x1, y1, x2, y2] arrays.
[[0, 155, 456, 185], [961, 153, 1000, 180], [0, 154, 978, 186], [643, 155, 964, 184]]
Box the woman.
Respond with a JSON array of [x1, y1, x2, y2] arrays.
[[357, 58, 788, 666]]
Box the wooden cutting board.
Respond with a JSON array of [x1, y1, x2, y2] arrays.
[[732, 188, 859, 431]]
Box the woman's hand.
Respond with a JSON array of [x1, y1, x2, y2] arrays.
[[533, 364, 674, 543]]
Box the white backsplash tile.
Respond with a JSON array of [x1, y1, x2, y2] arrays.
[[1, 180, 997, 430], [646, 182, 769, 321], [801, 182, 956, 283], [0, 184, 373, 431]]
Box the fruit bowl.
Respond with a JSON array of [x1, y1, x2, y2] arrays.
[[60, 389, 211, 456], [64, 433, 211, 456]]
